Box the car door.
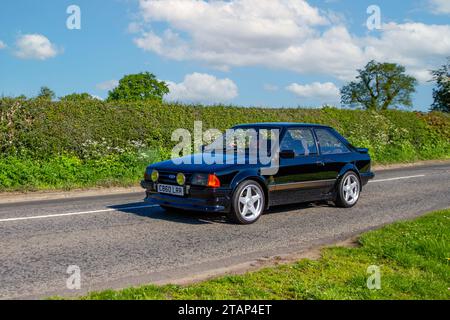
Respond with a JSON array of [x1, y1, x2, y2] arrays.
[[314, 127, 353, 194], [269, 127, 324, 206]]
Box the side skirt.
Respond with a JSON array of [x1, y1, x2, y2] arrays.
[[267, 179, 336, 207], [268, 179, 336, 192]]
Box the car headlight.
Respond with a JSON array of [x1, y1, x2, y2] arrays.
[[151, 170, 159, 182], [176, 173, 186, 186], [191, 173, 208, 186]]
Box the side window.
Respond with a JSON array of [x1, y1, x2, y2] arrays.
[[280, 129, 318, 156], [315, 129, 350, 155]]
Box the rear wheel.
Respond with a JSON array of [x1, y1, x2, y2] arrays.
[[334, 171, 361, 208], [228, 180, 265, 224]]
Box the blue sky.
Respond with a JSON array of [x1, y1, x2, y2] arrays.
[[0, 0, 449, 110]]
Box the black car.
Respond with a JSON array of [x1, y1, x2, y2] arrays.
[[142, 123, 374, 224]]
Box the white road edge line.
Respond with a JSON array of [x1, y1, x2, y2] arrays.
[[369, 174, 426, 183], [0, 204, 158, 223]]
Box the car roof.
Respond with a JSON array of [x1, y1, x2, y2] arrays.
[[233, 122, 331, 129]]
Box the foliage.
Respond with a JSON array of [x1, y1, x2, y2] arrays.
[[431, 57, 450, 113], [107, 72, 169, 102], [60, 93, 99, 102], [341, 61, 417, 111], [0, 150, 166, 192], [78, 209, 450, 300], [37, 86, 56, 101], [0, 98, 448, 191]]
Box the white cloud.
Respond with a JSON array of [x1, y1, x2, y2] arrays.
[[92, 95, 104, 101], [263, 84, 279, 92], [132, 0, 450, 83], [286, 82, 340, 103], [128, 22, 144, 34], [166, 72, 238, 104], [14, 34, 60, 60], [134, 0, 332, 70], [0, 40, 6, 49], [429, 0, 450, 14], [363, 22, 450, 82], [96, 80, 119, 91]]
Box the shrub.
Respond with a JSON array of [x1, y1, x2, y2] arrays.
[[0, 98, 448, 190]]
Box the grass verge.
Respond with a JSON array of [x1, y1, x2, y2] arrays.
[[78, 209, 450, 300]]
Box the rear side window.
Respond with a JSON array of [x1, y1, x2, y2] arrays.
[[315, 128, 350, 155], [280, 128, 318, 156]]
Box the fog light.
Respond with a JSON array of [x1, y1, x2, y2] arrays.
[[151, 170, 159, 182], [177, 173, 186, 186]]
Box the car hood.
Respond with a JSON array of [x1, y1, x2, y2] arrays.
[[148, 153, 267, 173]]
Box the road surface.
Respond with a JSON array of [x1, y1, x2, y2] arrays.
[[0, 163, 449, 299]]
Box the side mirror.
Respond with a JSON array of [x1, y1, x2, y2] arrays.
[[279, 150, 295, 159], [356, 148, 369, 154]]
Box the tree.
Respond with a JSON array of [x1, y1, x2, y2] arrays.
[[107, 72, 169, 102], [341, 61, 417, 111], [60, 93, 99, 102], [430, 58, 450, 113], [37, 86, 56, 101]]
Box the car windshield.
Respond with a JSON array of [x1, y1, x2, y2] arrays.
[[203, 127, 279, 154]]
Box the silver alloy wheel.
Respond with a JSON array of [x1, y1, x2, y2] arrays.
[[238, 184, 264, 222], [343, 174, 360, 205]]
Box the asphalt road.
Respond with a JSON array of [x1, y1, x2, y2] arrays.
[[0, 163, 449, 299]]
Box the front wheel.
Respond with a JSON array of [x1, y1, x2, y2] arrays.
[[334, 171, 361, 208], [228, 180, 265, 224]]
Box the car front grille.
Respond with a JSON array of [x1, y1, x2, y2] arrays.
[[158, 171, 193, 185]]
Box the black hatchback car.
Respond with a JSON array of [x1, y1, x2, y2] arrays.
[[142, 123, 374, 224]]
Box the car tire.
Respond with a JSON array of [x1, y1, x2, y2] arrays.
[[334, 171, 361, 208], [228, 180, 265, 225]]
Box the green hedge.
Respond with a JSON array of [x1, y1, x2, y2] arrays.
[[0, 98, 449, 191]]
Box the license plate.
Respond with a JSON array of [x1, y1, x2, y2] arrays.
[[157, 184, 184, 196]]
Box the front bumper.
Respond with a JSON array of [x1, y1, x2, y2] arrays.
[[141, 180, 232, 213]]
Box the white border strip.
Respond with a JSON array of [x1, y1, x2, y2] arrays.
[[369, 175, 426, 183], [0, 204, 158, 223]]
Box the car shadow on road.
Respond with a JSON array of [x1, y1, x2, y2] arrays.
[[109, 200, 333, 225], [109, 202, 230, 225], [265, 201, 332, 215]]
